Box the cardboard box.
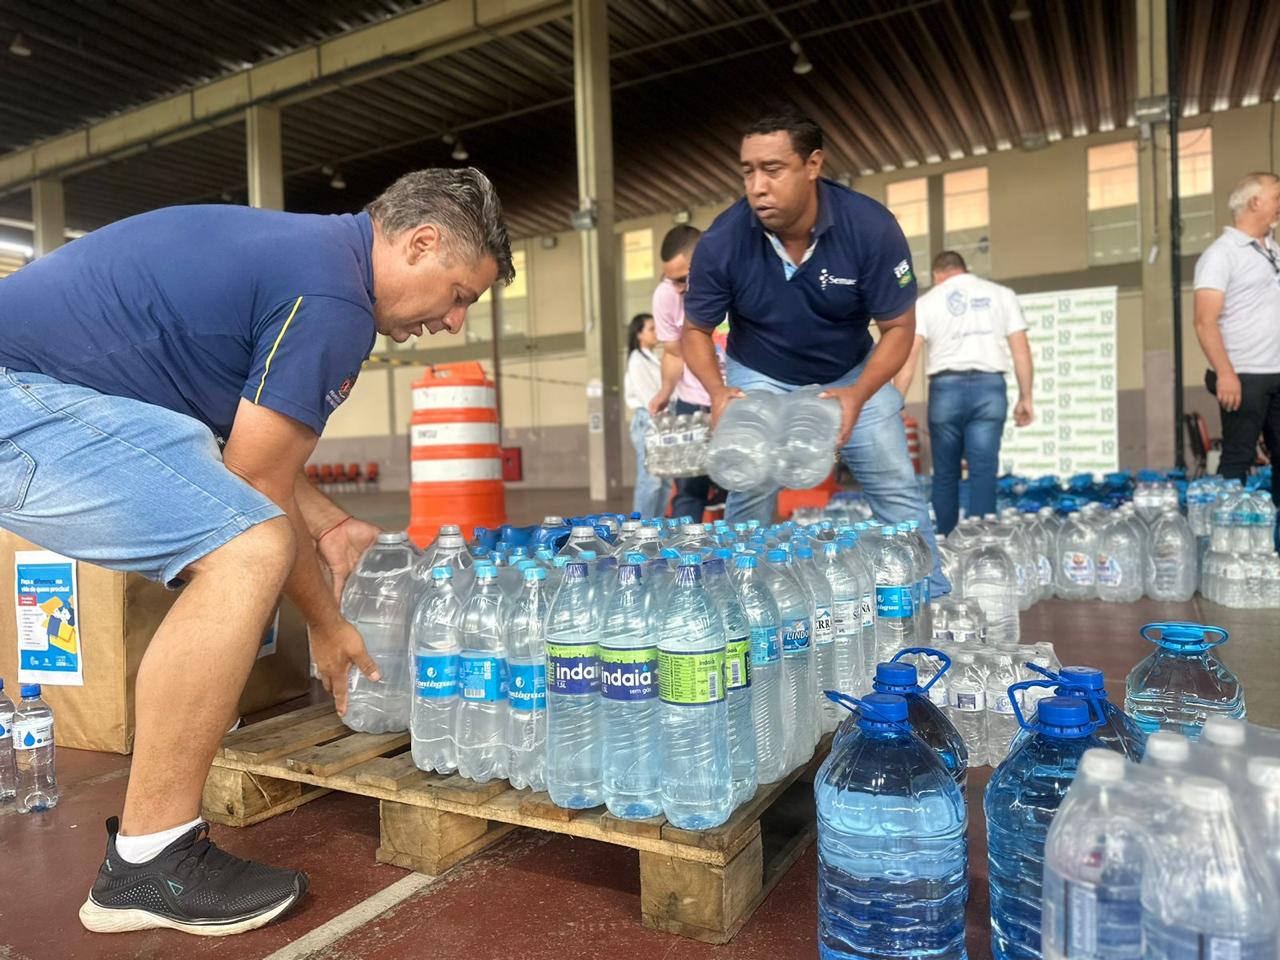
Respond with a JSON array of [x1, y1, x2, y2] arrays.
[[0, 531, 312, 754]]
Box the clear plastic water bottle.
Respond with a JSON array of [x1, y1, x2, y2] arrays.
[[818, 541, 865, 700], [1013, 663, 1146, 762], [658, 555, 733, 829], [704, 555, 758, 806], [817, 692, 967, 960], [870, 653, 968, 795], [873, 531, 918, 664], [987, 684, 1105, 960], [455, 564, 509, 783], [0, 678, 17, 802], [13, 684, 58, 813], [948, 649, 988, 766], [731, 554, 787, 785], [341, 531, 416, 734], [706, 393, 780, 492], [544, 561, 603, 808], [794, 545, 837, 733], [1041, 749, 1145, 960], [984, 650, 1023, 767], [835, 534, 878, 686], [764, 549, 817, 772], [418, 524, 475, 594], [1124, 621, 1244, 738], [1055, 504, 1098, 600], [774, 386, 842, 489], [962, 532, 1020, 648], [558, 525, 612, 558], [1095, 513, 1144, 603], [1145, 509, 1197, 601], [599, 555, 662, 819], [410, 566, 462, 774], [505, 565, 550, 791]]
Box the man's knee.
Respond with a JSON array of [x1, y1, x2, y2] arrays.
[[188, 516, 295, 583]]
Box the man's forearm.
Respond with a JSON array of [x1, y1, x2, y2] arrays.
[[280, 495, 346, 629], [1194, 317, 1234, 375], [294, 472, 349, 540], [853, 324, 915, 404], [658, 347, 683, 399], [1009, 333, 1034, 399], [681, 325, 725, 395]]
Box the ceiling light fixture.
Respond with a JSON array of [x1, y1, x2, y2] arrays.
[[330, 171, 346, 189], [441, 132, 456, 145], [9, 32, 31, 57], [451, 140, 469, 162], [790, 40, 812, 75], [1009, 0, 1032, 22]]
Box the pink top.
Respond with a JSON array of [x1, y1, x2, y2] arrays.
[[651, 278, 712, 408]]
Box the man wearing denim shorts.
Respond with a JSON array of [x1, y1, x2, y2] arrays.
[[0, 168, 512, 936], [681, 104, 946, 593]]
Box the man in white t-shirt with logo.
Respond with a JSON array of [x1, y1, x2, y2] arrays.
[[1193, 171, 1280, 510], [893, 250, 1034, 534]]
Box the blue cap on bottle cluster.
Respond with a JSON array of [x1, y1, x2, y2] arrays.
[[20, 684, 40, 698], [858, 692, 908, 726], [765, 549, 788, 563], [523, 566, 546, 581], [625, 552, 646, 565], [431, 565, 453, 580], [680, 553, 701, 566], [874, 661, 919, 691], [735, 554, 758, 569], [1036, 696, 1092, 735]]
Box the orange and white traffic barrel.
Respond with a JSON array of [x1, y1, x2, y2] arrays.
[[408, 362, 507, 547]]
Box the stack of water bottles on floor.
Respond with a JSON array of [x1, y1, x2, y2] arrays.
[[815, 617, 1254, 960], [643, 410, 711, 479]]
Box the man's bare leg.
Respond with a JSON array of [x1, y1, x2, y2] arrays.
[[123, 516, 294, 835]]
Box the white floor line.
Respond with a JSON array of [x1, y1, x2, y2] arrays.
[[259, 872, 437, 960]]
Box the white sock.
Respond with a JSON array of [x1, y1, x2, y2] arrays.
[[116, 817, 204, 865]]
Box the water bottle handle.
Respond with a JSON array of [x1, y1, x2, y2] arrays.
[[890, 646, 952, 692], [1025, 661, 1063, 684], [1005, 679, 1053, 731], [1140, 621, 1228, 650], [823, 691, 910, 730]]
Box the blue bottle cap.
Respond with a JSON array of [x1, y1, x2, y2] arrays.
[[553, 556, 571, 568], [1059, 665, 1104, 690], [735, 554, 758, 569], [579, 550, 597, 561], [660, 548, 680, 559], [475, 563, 497, 578], [431, 565, 453, 580], [515, 559, 538, 570], [0, 677, 4, 691], [765, 548, 788, 563], [535, 548, 555, 560], [795, 546, 814, 560], [713, 547, 733, 560], [1036, 696, 1091, 732], [625, 551, 646, 564], [679, 552, 702, 566], [524, 566, 547, 581], [20, 684, 40, 699], [873, 661, 919, 691], [860, 692, 908, 723]]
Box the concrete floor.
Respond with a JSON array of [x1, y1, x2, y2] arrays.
[[1, 488, 1275, 960]]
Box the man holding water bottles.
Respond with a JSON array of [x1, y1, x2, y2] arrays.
[[681, 103, 946, 594]]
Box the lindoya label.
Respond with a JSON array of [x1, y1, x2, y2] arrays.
[[415, 653, 459, 700], [508, 663, 546, 712], [832, 600, 858, 636], [13, 718, 53, 750], [876, 585, 914, 619], [751, 625, 780, 665], [725, 637, 751, 690], [658, 648, 725, 705], [547, 641, 599, 695], [781, 617, 811, 654], [949, 689, 986, 712], [860, 595, 874, 628], [459, 656, 508, 702], [1063, 552, 1095, 585], [599, 646, 658, 702], [814, 607, 834, 645]]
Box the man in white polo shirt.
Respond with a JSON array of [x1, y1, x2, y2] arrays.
[[1194, 171, 1280, 506], [893, 250, 1034, 534]]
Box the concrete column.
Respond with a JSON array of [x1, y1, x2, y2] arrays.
[[1136, 0, 1175, 468], [927, 172, 945, 265], [573, 0, 623, 502], [31, 178, 65, 257], [246, 104, 285, 211]]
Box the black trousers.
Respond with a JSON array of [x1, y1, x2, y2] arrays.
[[671, 399, 712, 521], [1207, 368, 1280, 506]]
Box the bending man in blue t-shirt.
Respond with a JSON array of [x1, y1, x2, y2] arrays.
[[682, 105, 945, 593], [0, 168, 513, 936]]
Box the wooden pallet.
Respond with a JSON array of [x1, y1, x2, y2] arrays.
[[202, 702, 827, 943]]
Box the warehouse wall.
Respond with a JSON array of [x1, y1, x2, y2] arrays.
[[313, 101, 1280, 489]]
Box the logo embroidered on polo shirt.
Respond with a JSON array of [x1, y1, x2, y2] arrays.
[[818, 267, 857, 291], [325, 372, 359, 411], [947, 290, 967, 316], [893, 259, 914, 287]]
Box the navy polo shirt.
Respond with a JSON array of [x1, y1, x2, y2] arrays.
[[684, 178, 917, 385], [0, 205, 377, 439]]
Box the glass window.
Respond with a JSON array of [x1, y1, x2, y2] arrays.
[[887, 178, 930, 287], [1178, 128, 1215, 254], [500, 247, 530, 338], [943, 167, 990, 275], [1087, 142, 1140, 264], [623, 228, 654, 282]]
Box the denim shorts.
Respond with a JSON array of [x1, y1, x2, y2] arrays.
[[0, 368, 284, 587]]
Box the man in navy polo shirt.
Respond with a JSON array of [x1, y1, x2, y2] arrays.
[[683, 105, 944, 591], [0, 168, 512, 935]]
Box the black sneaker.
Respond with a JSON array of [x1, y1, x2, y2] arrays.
[[79, 817, 308, 936]]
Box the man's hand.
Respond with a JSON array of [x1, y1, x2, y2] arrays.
[[317, 515, 382, 604], [1014, 396, 1034, 427], [1215, 369, 1243, 412], [647, 388, 673, 416], [708, 385, 745, 429], [820, 385, 865, 447], [310, 619, 380, 716]]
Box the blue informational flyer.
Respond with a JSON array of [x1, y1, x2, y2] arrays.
[[14, 550, 84, 686]]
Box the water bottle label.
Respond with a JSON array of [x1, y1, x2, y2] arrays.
[[932, 628, 955, 644], [508, 663, 547, 712], [599, 646, 658, 702], [814, 607, 834, 645], [955, 629, 979, 644], [860, 595, 874, 629], [780, 618, 811, 654], [658, 648, 725, 705], [1096, 554, 1122, 586], [661, 434, 678, 446], [0, 721, 8, 741], [875, 585, 914, 619], [415, 653, 460, 700], [725, 636, 752, 689], [1205, 936, 1269, 960], [1038, 555, 1053, 586], [927, 682, 947, 707], [459, 656, 508, 702], [832, 600, 858, 635], [750, 625, 780, 665], [949, 689, 985, 712], [1045, 871, 1143, 960], [546, 642, 599, 695], [1062, 551, 1095, 585], [13, 717, 53, 750], [991, 693, 1016, 715]]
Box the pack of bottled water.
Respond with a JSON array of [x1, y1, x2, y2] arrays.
[[643, 410, 710, 479], [706, 388, 841, 492], [1201, 482, 1280, 607]]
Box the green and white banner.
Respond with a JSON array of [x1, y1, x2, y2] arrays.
[[1001, 286, 1118, 476]]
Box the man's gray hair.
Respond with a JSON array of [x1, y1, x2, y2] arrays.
[[366, 168, 514, 285], [1227, 171, 1279, 220]]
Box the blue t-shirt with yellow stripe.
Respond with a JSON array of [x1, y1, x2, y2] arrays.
[[0, 204, 377, 438]]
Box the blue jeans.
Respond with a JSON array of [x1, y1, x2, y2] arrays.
[[927, 371, 1007, 535], [671, 399, 712, 522], [629, 408, 668, 519], [722, 356, 948, 596], [0, 368, 283, 586]]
